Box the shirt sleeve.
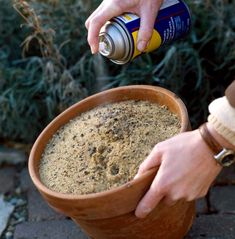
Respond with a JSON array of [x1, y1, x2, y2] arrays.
[[225, 80, 235, 107], [207, 80, 235, 146]]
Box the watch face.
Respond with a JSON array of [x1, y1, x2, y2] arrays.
[[222, 154, 235, 167], [215, 149, 235, 167]]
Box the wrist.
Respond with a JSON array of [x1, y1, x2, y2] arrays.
[[199, 122, 235, 167]]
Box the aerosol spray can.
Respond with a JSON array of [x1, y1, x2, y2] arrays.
[[99, 0, 191, 64]]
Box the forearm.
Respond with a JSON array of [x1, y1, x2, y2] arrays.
[[207, 80, 235, 147]]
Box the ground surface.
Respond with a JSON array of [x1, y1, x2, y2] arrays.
[[1, 147, 235, 239]]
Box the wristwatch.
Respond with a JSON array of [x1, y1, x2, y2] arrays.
[[199, 123, 235, 167]]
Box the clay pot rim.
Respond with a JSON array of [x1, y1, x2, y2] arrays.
[[29, 85, 188, 200]]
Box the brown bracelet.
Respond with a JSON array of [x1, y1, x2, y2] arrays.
[[198, 123, 223, 155]]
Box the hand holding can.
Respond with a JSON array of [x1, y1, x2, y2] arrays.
[[98, 0, 191, 64], [85, 0, 164, 54]]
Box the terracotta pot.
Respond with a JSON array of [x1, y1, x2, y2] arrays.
[[28, 85, 195, 239]]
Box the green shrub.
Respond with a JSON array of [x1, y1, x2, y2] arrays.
[[103, 0, 235, 126], [0, 0, 234, 143], [0, 0, 94, 142]]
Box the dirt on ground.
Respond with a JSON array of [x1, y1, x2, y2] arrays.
[[39, 100, 180, 195]]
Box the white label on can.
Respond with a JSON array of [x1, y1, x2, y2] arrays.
[[117, 0, 180, 23], [160, 0, 180, 10]]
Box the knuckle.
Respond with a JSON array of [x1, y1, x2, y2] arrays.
[[168, 189, 187, 202], [152, 181, 168, 195], [85, 20, 88, 28], [164, 195, 179, 206], [112, 0, 120, 6], [199, 190, 209, 198], [170, 193, 181, 202], [111, 0, 125, 11], [138, 163, 145, 172], [153, 142, 164, 154], [89, 17, 99, 27], [153, 143, 162, 152], [139, 29, 154, 40], [203, 190, 209, 197], [185, 195, 196, 202], [87, 18, 103, 42]]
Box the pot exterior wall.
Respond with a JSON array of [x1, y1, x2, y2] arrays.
[[29, 86, 195, 239], [74, 201, 195, 239]]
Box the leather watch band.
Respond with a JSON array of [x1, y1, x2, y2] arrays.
[[199, 123, 223, 154]]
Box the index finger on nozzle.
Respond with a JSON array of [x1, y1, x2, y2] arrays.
[[87, 18, 106, 54], [86, 6, 125, 54]]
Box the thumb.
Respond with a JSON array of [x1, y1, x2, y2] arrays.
[[137, 3, 161, 52], [134, 144, 162, 179]]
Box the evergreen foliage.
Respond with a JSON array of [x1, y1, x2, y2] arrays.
[[0, 0, 234, 142]]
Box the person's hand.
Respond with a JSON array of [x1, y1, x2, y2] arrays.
[[85, 0, 164, 54], [134, 126, 224, 218]]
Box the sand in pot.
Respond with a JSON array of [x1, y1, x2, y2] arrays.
[[39, 100, 180, 195]]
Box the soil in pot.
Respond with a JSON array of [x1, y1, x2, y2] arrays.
[[39, 100, 180, 195]]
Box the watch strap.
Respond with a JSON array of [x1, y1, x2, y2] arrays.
[[199, 123, 223, 154]]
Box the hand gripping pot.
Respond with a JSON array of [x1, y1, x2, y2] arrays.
[[29, 85, 195, 239]]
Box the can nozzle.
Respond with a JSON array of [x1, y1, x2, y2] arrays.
[[99, 42, 106, 52], [99, 34, 113, 57], [99, 21, 131, 62]]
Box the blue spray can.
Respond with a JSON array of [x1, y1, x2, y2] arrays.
[[99, 0, 191, 64]]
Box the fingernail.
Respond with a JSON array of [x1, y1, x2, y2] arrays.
[[135, 206, 152, 218], [90, 45, 96, 54], [137, 40, 147, 52], [133, 174, 139, 180]]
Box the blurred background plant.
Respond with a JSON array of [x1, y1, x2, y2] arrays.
[[0, 0, 234, 143]]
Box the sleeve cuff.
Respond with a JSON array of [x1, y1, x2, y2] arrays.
[[207, 97, 235, 146]]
